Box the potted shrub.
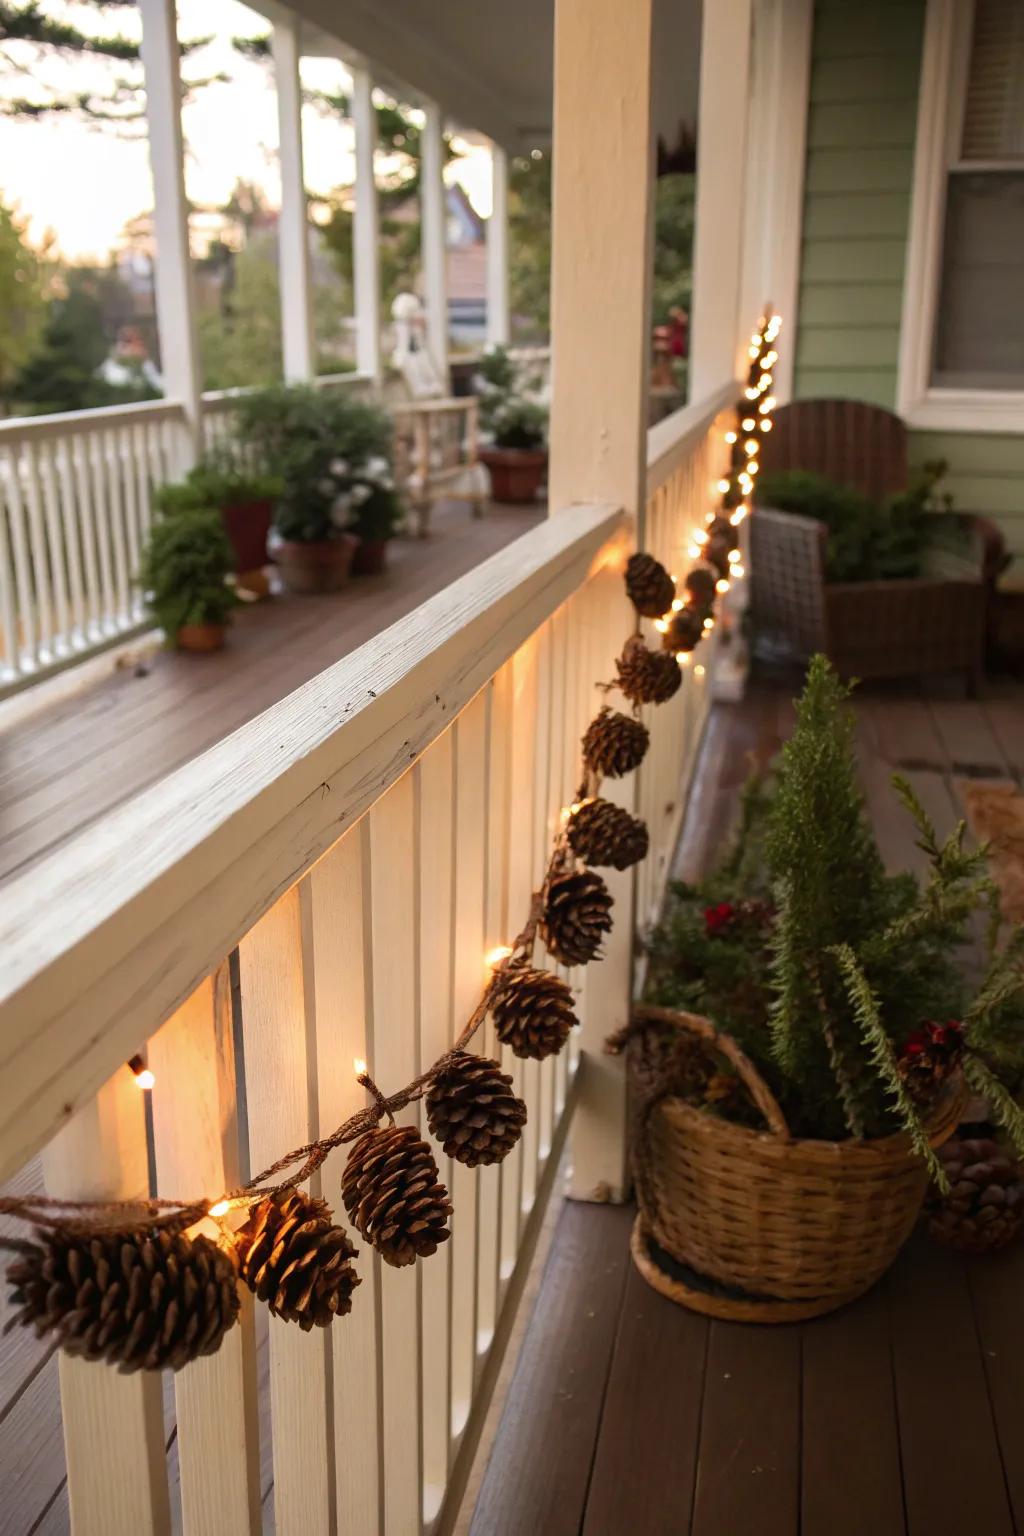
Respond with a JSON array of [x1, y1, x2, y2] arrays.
[[475, 346, 549, 505], [138, 507, 238, 652], [155, 454, 282, 578], [348, 479, 404, 575], [625, 656, 1024, 1321], [234, 385, 397, 595]]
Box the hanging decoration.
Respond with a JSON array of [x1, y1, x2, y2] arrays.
[[0, 309, 783, 1374]]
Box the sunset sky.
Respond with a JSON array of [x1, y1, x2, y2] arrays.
[[0, 0, 491, 261]]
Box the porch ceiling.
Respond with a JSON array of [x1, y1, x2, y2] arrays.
[[251, 0, 701, 152]]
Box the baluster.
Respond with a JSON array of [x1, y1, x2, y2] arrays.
[[478, 665, 512, 1339], [2, 444, 36, 666], [103, 429, 130, 626], [531, 622, 555, 1172], [135, 422, 154, 554], [87, 429, 117, 634], [368, 773, 425, 1535], [149, 970, 262, 1536], [414, 733, 455, 1519], [238, 888, 333, 1536], [0, 470, 22, 681], [70, 431, 103, 639], [42, 1067, 172, 1535], [22, 442, 53, 657], [451, 691, 488, 1446], [54, 435, 87, 645], [507, 634, 539, 1226], [38, 441, 71, 652], [305, 822, 383, 1534], [120, 426, 142, 609]]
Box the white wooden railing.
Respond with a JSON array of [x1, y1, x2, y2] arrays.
[[0, 387, 732, 1536]]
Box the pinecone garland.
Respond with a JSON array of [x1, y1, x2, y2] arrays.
[[235, 1190, 360, 1329], [342, 1124, 452, 1267], [683, 566, 717, 610], [541, 870, 614, 966], [624, 552, 675, 619], [705, 534, 733, 577], [581, 707, 649, 779], [660, 608, 705, 656], [567, 798, 649, 870], [490, 964, 579, 1059], [927, 1136, 1024, 1255], [615, 636, 682, 706], [4, 1223, 239, 1372], [426, 1051, 527, 1165]]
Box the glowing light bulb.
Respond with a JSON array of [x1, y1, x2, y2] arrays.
[[759, 396, 777, 414], [687, 544, 700, 558], [128, 1055, 154, 1090], [654, 617, 669, 633], [764, 351, 778, 366], [745, 439, 758, 454], [354, 1057, 368, 1077], [725, 430, 737, 444], [209, 1199, 231, 1218], [747, 461, 759, 475], [728, 548, 741, 565], [703, 617, 715, 631], [751, 331, 762, 345], [671, 598, 684, 611], [675, 651, 691, 667], [748, 345, 759, 359], [733, 564, 746, 578], [742, 417, 756, 431], [716, 478, 731, 494], [716, 578, 731, 594], [730, 505, 749, 525], [486, 945, 514, 967], [759, 372, 773, 389], [759, 418, 773, 432], [694, 664, 706, 678], [745, 387, 759, 400]]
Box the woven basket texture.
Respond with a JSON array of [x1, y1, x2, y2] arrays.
[[629, 1006, 963, 1308]]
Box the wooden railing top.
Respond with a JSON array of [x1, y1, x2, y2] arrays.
[[0, 396, 187, 441], [646, 379, 738, 498], [0, 500, 624, 1179]]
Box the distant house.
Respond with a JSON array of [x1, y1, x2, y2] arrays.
[[445, 183, 487, 346]]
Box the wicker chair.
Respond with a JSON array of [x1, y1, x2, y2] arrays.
[[751, 399, 1005, 690]]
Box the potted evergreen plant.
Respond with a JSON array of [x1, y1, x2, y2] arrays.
[[626, 656, 1024, 1321], [155, 454, 282, 578], [138, 507, 238, 652], [234, 385, 398, 595], [475, 346, 548, 505]]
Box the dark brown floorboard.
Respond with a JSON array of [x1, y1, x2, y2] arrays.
[[468, 1203, 632, 1536], [0, 499, 543, 883], [969, 1240, 1024, 1529]]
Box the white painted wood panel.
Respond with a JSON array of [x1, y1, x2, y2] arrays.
[[238, 891, 333, 1536]]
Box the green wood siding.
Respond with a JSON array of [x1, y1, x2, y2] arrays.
[[794, 0, 1024, 586]]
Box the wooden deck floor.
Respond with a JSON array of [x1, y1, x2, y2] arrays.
[[0, 497, 543, 885], [469, 672, 1024, 1536]]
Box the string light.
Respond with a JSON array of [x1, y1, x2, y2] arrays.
[[716, 478, 731, 494], [728, 549, 741, 565], [486, 945, 514, 966], [694, 529, 709, 546], [730, 505, 749, 525], [694, 664, 706, 678], [702, 617, 715, 631], [725, 430, 737, 444], [209, 1200, 231, 1218], [675, 651, 691, 667], [747, 461, 759, 476], [745, 386, 759, 400], [716, 578, 731, 594], [687, 543, 700, 558], [671, 598, 684, 611], [733, 564, 746, 578], [759, 418, 773, 432], [744, 438, 758, 454], [353, 1057, 368, 1077], [742, 417, 756, 431], [653, 617, 669, 633], [128, 1055, 155, 1091]]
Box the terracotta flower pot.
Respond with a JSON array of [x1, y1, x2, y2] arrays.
[[176, 623, 226, 653], [221, 498, 274, 573], [274, 534, 358, 595], [480, 447, 548, 505], [351, 537, 390, 576]]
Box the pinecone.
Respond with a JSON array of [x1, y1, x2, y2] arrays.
[[426, 1050, 527, 1165], [660, 608, 705, 656], [581, 707, 649, 779], [615, 636, 682, 706], [341, 1124, 452, 1268], [235, 1190, 360, 1329], [567, 798, 649, 870], [490, 964, 579, 1059], [707, 515, 738, 547], [927, 1136, 1024, 1255], [4, 1222, 239, 1372], [541, 870, 614, 966], [897, 1020, 965, 1104], [683, 565, 717, 610], [705, 534, 733, 577], [624, 552, 675, 618]]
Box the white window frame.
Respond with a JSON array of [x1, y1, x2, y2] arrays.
[[897, 0, 1024, 433]]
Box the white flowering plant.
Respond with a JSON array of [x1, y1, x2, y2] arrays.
[[474, 345, 548, 450]]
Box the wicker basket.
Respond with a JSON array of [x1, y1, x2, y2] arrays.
[[628, 1005, 964, 1322]]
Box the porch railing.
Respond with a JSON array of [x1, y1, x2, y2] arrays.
[[0, 386, 731, 1535]]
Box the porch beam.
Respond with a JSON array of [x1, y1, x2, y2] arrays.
[[421, 101, 449, 382], [273, 15, 316, 382], [689, 0, 754, 400], [352, 69, 382, 381], [139, 0, 202, 452], [548, 0, 656, 1202], [486, 144, 511, 347]]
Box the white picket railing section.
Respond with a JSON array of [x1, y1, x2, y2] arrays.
[[0, 388, 732, 1536]]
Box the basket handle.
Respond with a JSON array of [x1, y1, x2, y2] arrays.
[[630, 1004, 792, 1141]]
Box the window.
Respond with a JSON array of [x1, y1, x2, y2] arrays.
[[897, 0, 1024, 430]]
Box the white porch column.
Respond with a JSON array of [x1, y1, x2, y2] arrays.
[[549, 0, 656, 1202], [352, 69, 382, 381], [273, 15, 315, 382], [420, 101, 449, 382], [486, 143, 510, 347], [139, 0, 201, 455], [689, 0, 754, 401]]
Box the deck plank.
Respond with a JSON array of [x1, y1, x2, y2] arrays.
[[469, 1203, 632, 1536], [888, 1236, 1014, 1536], [981, 697, 1024, 780], [690, 1322, 801, 1536], [801, 1283, 905, 1536], [967, 1240, 1024, 1529], [582, 1262, 708, 1536], [926, 698, 1008, 777]]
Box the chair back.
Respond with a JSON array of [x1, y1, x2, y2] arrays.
[[749, 506, 829, 663], [759, 398, 907, 502]]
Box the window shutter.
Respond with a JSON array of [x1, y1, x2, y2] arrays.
[[961, 0, 1024, 160]]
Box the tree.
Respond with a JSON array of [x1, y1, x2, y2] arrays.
[[0, 198, 48, 412], [651, 173, 694, 326], [508, 150, 551, 341], [0, 0, 245, 130], [14, 262, 156, 414]]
